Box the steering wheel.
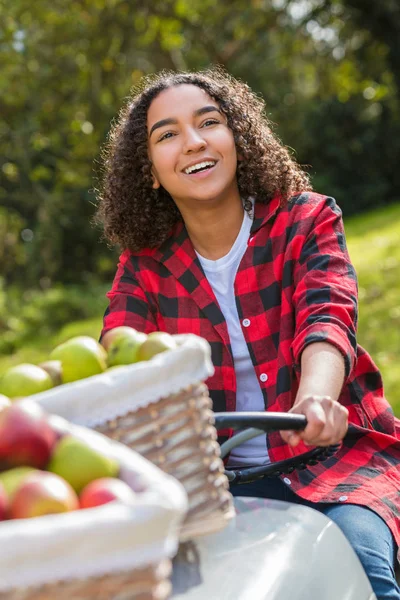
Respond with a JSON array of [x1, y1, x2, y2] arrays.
[[214, 412, 340, 485]]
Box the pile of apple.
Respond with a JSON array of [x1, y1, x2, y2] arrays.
[[0, 327, 177, 400], [0, 398, 145, 522]]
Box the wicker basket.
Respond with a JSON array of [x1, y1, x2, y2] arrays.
[[96, 382, 233, 540], [0, 420, 187, 599], [34, 335, 234, 540], [0, 560, 171, 600]]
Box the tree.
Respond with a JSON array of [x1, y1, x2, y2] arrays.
[[0, 0, 398, 287]]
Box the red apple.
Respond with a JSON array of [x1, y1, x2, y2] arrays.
[[10, 471, 79, 519], [0, 482, 7, 521], [0, 400, 57, 470], [79, 477, 137, 509]]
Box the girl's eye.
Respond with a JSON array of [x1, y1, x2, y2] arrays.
[[158, 131, 176, 142], [157, 119, 219, 142], [201, 119, 220, 127]]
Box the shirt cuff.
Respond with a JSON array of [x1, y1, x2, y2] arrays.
[[291, 323, 356, 381]]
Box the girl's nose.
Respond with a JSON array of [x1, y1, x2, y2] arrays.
[[182, 127, 207, 154]]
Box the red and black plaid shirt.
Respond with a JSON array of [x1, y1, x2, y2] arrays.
[[102, 192, 400, 551]]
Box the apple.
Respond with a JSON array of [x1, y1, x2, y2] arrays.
[[136, 332, 177, 362], [0, 400, 57, 470], [10, 471, 79, 519], [0, 467, 37, 504], [0, 395, 11, 410], [50, 336, 107, 383], [0, 482, 7, 521], [38, 360, 63, 387], [0, 364, 53, 399], [101, 326, 147, 367], [79, 477, 137, 509], [48, 435, 120, 494]]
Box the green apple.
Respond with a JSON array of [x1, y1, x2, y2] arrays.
[[101, 326, 147, 367], [136, 332, 177, 362], [0, 466, 38, 502], [47, 435, 120, 493], [50, 336, 107, 383], [38, 360, 63, 387], [0, 364, 53, 399]]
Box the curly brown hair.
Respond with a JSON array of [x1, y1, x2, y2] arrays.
[[95, 66, 312, 252]]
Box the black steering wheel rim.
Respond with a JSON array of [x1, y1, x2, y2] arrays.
[[214, 412, 340, 485]]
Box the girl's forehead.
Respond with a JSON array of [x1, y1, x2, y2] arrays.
[[147, 84, 218, 123]]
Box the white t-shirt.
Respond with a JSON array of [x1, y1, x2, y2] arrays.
[[195, 209, 270, 467]]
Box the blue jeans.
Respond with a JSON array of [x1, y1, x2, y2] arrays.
[[230, 476, 400, 600]]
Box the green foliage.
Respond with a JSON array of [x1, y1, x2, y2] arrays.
[[1, 0, 399, 287], [0, 280, 109, 354]]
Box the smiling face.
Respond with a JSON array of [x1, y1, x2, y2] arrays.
[[147, 84, 240, 210]]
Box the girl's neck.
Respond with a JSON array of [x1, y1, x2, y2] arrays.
[[179, 194, 245, 261]]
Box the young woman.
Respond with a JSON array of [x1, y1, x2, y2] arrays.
[[96, 67, 400, 599]]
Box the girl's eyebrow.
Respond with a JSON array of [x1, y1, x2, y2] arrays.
[[148, 105, 221, 138]]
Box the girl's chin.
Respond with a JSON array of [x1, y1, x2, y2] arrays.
[[181, 183, 236, 202]]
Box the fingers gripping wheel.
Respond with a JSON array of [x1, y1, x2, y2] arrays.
[[214, 412, 340, 485]]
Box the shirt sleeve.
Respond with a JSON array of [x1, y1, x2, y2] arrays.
[[290, 196, 358, 381], [101, 251, 158, 339]]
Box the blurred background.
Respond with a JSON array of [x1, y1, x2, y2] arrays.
[[1, 0, 399, 410]]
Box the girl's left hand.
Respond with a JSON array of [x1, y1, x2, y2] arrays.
[[280, 395, 349, 447]]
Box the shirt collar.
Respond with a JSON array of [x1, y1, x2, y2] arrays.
[[140, 191, 282, 263]]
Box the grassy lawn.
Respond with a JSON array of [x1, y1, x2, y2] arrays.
[[344, 202, 400, 413], [0, 202, 399, 414]]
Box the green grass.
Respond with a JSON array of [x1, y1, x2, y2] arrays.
[[0, 202, 399, 414], [344, 203, 400, 413]]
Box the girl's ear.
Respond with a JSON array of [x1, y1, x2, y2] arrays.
[[151, 165, 161, 189]]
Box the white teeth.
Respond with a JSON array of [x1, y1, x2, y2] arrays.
[[184, 160, 216, 174]]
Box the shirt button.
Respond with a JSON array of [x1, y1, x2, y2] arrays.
[[338, 495, 348, 502], [283, 477, 291, 485], [259, 373, 268, 382], [249, 236, 254, 243], [242, 318, 251, 327]]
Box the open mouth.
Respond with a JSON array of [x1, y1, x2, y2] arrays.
[[183, 160, 218, 177]]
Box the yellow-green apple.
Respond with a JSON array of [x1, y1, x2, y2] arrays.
[[38, 360, 63, 387], [0, 466, 37, 504], [0, 364, 53, 399], [10, 471, 79, 519], [48, 436, 119, 494], [0, 400, 57, 470], [136, 332, 177, 362], [79, 477, 137, 509], [101, 326, 147, 367], [0, 482, 7, 521], [50, 336, 107, 383], [0, 395, 11, 410]]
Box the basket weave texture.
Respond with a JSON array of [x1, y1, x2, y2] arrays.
[[0, 559, 171, 600], [32, 335, 234, 540], [96, 383, 234, 540]]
